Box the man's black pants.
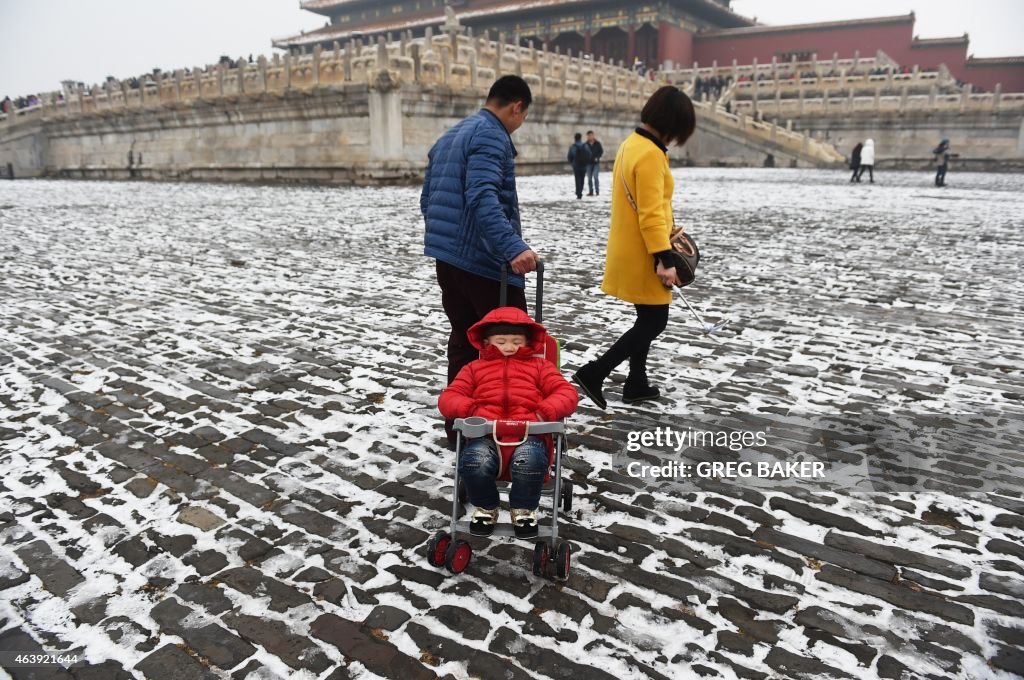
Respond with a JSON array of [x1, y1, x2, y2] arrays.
[[436, 260, 527, 444], [573, 166, 587, 199]]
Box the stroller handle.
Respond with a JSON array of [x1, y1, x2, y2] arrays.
[[453, 417, 565, 440], [499, 260, 545, 324]]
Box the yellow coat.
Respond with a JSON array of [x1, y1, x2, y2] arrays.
[[601, 131, 675, 305]]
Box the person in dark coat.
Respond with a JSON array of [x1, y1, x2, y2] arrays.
[[849, 142, 863, 183], [567, 132, 592, 199], [585, 130, 604, 196], [933, 139, 957, 187], [421, 75, 539, 447]]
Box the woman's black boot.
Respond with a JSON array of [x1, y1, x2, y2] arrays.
[[572, 363, 607, 410]]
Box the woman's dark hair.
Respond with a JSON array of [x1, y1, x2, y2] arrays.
[[487, 75, 533, 109], [641, 86, 696, 147]]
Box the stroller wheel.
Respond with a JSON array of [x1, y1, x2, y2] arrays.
[[554, 542, 571, 580], [444, 539, 472, 574], [457, 480, 467, 504], [426, 530, 451, 568], [532, 541, 549, 577], [560, 479, 574, 513]]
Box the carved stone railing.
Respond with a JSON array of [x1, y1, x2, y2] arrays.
[[1, 30, 659, 127]]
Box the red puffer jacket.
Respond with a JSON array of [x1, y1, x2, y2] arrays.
[[439, 307, 578, 423]]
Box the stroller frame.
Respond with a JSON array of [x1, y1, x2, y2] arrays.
[[426, 261, 575, 579]]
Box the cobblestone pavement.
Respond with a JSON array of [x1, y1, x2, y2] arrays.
[[1, 169, 1023, 680]]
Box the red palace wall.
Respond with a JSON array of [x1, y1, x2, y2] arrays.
[[965, 63, 1024, 92], [693, 21, 913, 66], [659, 22, 693, 67], [908, 43, 969, 80]]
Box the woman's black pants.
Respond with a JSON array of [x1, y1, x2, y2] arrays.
[[589, 304, 669, 384]]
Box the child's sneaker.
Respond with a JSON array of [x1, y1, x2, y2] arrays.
[[510, 507, 539, 539], [469, 506, 499, 536]]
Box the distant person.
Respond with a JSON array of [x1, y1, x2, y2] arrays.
[[585, 130, 604, 196], [932, 139, 957, 187], [849, 142, 863, 182], [855, 139, 875, 183], [421, 75, 539, 447], [573, 86, 697, 409], [567, 132, 592, 199]]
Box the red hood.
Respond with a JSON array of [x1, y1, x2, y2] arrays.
[[467, 307, 549, 358]]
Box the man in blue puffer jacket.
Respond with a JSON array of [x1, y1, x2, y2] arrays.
[[422, 76, 540, 439]]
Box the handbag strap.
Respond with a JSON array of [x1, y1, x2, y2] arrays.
[[618, 148, 638, 213], [618, 147, 676, 230]]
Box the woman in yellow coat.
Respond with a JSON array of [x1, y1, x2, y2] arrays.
[[573, 86, 696, 409]]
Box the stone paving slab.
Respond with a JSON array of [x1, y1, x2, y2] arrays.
[[1, 171, 1024, 679]]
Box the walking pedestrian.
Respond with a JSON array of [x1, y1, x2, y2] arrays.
[[856, 139, 875, 183], [933, 139, 956, 187], [567, 132, 592, 199], [849, 142, 863, 183], [421, 75, 539, 447], [585, 130, 604, 196], [573, 86, 697, 409]]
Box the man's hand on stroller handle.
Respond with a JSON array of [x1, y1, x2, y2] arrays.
[[510, 249, 539, 274]]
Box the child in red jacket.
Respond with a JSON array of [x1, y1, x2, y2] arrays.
[[439, 307, 578, 538]]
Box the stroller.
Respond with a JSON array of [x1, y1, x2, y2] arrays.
[[425, 262, 575, 580]]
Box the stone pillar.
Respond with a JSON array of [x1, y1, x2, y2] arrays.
[[284, 53, 292, 89], [411, 44, 422, 82], [441, 46, 450, 84], [344, 41, 353, 81], [218, 64, 226, 95], [900, 85, 908, 112], [469, 45, 478, 88], [237, 59, 246, 93], [928, 84, 937, 107], [173, 70, 183, 101], [874, 87, 881, 111], [993, 83, 1002, 112], [194, 69, 203, 98], [139, 77, 146, 106], [377, 36, 388, 70], [120, 81, 129, 108], [313, 45, 321, 86], [369, 81, 403, 161], [798, 88, 804, 114]]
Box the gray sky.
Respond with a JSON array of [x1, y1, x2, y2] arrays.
[[1, 0, 1021, 97]]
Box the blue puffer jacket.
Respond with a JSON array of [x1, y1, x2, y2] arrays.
[[421, 109, 529, 287]]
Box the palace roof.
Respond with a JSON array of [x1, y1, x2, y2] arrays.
[[278, 0, 752, 47]]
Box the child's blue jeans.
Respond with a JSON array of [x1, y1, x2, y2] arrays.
[[458, 435, 548, 510]]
